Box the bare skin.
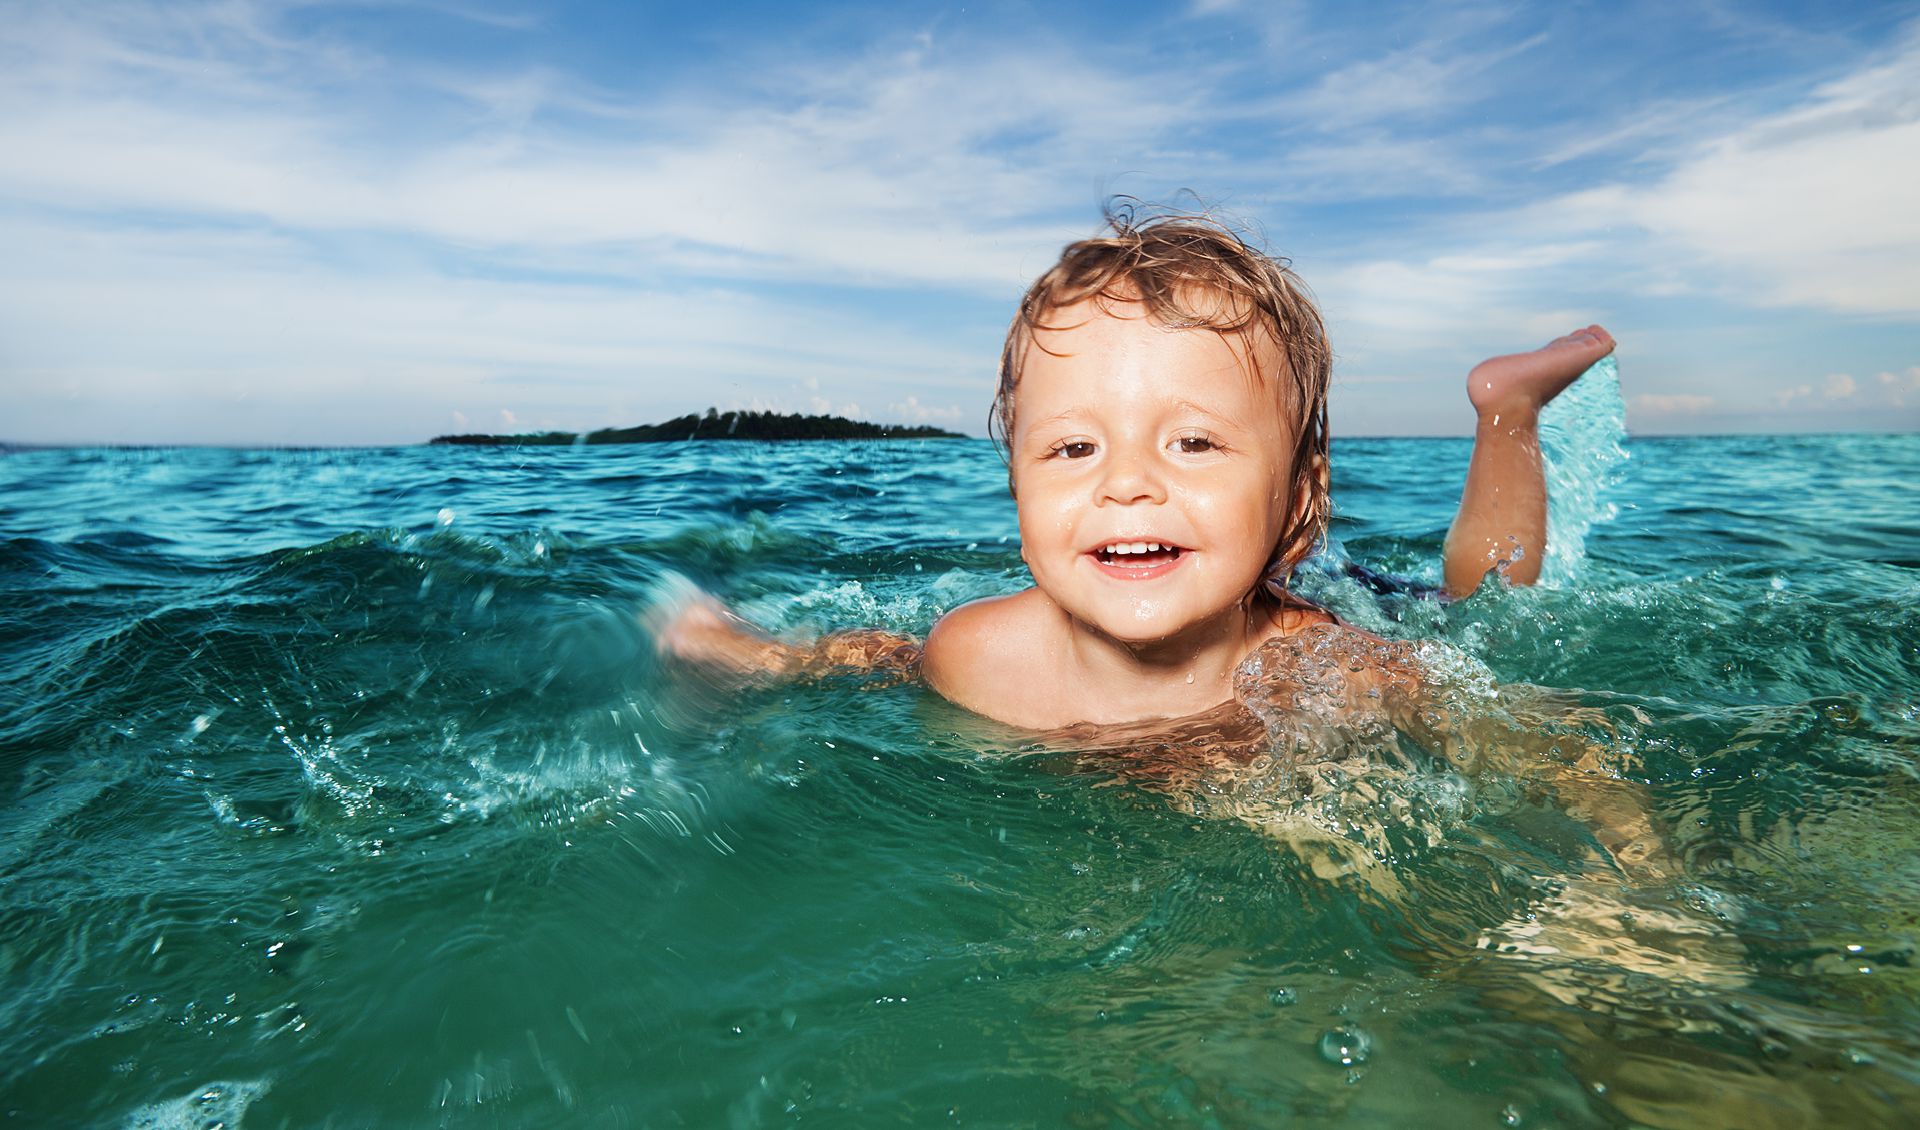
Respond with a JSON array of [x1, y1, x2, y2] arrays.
[[652, 597, 919, 682], [1443, 325, 1617, 596]]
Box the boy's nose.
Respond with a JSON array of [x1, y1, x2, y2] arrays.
[[1094, 449, 1167, 506]]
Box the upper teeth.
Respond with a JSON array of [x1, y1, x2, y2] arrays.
[[1104, 541, 1167, 555]]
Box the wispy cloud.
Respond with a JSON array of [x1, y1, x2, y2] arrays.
[[0, 3, 1208, 292], [1278, 29, 1548, 132], [1537, 24, 1920, 318]]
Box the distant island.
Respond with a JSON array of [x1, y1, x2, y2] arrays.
[[430, 408, 964, 446]]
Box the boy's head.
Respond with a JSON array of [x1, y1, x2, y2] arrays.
[[992, 204, 1332, 585]]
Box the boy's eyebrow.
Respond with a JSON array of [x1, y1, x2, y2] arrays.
[[1018, 409, 1084, 434], [1170, 399, 1244, 428], [1020, 401, 1251, 437]]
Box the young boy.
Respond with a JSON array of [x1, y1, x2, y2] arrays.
[[659, 214, 1755, 1024], [661, 209, 1615, 736], [655, 212, 1747, 996]]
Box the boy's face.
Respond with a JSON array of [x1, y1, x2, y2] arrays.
[[1009, 298, 1297, 650]]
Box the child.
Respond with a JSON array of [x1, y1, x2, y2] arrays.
[[658, 209, 1740, 1000], [661, 208, 1615, 736]]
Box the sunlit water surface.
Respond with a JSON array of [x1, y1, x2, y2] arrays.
[[3, 396, 1917, 1126]]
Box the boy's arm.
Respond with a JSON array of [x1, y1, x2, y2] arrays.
[[655, 595, 920, 682], [1373, 656, 1677, 883], [1242, 627, 1674, 883]]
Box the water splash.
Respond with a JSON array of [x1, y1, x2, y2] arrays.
[[123, 1079, 269, 1129], [1537, 355, 1628, 583]]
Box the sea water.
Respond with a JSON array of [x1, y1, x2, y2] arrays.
[[2, 410, 1917, 1126]]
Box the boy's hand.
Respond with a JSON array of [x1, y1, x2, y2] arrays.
[[658, 598, 798, 679], [648, 585, 800, 680], [648, 581, 920, 684]]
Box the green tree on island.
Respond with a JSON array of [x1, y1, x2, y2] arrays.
[[430, 408, 964, 445]]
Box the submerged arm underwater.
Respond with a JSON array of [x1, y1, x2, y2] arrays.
[[1234, 620, 1682, 885]]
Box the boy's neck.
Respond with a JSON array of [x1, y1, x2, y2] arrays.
[[1059, 601, 1276, 722]]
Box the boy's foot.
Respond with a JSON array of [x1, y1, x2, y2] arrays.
[[1467, 325, 1615, 423]]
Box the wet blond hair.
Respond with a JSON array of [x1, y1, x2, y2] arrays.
[[991, 201, 1333, 588]]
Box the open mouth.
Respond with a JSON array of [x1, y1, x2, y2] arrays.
[[1091, 540, 1187, 576]]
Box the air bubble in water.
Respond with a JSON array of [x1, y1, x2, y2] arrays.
[[436, 507, 456, 527], [1268, 987, 1296, 1006], [1317, 1025, 1371, 1066]]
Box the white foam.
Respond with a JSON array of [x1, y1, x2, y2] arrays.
[[123, 1079, 269, 1130]]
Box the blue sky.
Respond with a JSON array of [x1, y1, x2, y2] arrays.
[[2, 0, 1917, 444]]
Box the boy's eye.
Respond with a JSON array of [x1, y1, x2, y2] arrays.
[[1174, 434, 1218, 454], [1051, 441, 1096, 459]]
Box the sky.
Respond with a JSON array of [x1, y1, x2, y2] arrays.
[[2, 0, 1918, 445]]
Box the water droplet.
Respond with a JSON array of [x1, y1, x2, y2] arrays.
[[1268, 987, 1296, 1007], [1317, 1026, 1371, 1066], [1501, 1102, 1522, 1126]]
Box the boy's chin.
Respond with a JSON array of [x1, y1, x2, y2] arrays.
[[1079, 605, 1236, 649]]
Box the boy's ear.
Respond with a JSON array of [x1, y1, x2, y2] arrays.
[[1285, 454, 1329, 530]]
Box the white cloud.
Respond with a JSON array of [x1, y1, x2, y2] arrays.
[[1316, 242, 1600, 340], [1775, 384, 1814, 408], [0, 211, 987, 444], [886, 395, 965, 423], [0, 3, 1225, 296], [1537, 27, 1920, 317], [1824, 373, 1858, 399], [1281, 31, 1547, 131], [1878, 366, 1920, 406]]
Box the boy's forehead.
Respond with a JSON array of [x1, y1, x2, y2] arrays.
[[1024, 296, 1288, 384]]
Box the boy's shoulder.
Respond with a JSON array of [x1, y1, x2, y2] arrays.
[[1243, 603, 1426, 699], [922, 588, 1063, 724]]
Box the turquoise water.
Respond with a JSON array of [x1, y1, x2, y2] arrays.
[[2, 420, 1918, 1126]]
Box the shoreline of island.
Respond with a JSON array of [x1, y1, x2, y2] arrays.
[[430, 408, 964, 446]]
